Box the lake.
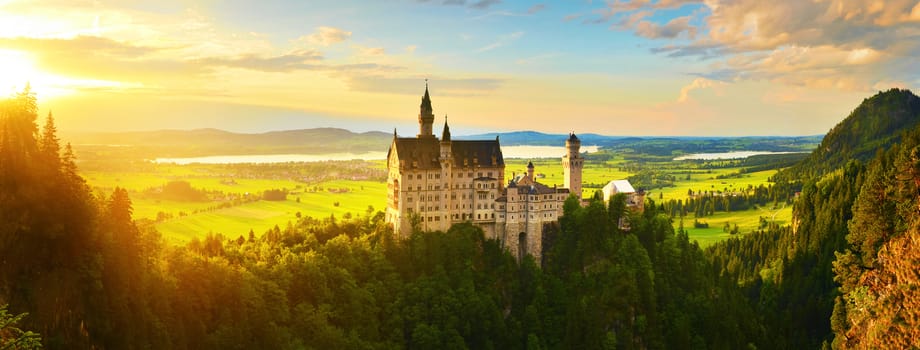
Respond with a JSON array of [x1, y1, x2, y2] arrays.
[[154, 145, 601, 164], [673, 151, 804, 161]]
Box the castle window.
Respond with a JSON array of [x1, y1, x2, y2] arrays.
[[407, 208, 413, 213], [417, 174, 422, 180], [490, 193, 494, 199], [491, 213, 494, 219], [417, 186, 421, 191], [478, 172, 483, 177], [488, 172, 492, 177], [468, 172, 473, 177], [491, 183, 495, 189]]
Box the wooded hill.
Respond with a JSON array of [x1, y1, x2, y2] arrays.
[[707, 88, 920, 349]]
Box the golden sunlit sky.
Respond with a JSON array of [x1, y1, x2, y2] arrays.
[[2, 0, 919, 136]]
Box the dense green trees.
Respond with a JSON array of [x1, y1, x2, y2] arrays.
[[3, 87, 918, 349], [704, 89, 920, 349], [0, 85, 762, 348]]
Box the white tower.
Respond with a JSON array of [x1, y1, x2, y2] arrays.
[[562, 133, 583, 199]]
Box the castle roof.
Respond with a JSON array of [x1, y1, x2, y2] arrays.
[[389, 137, 504, 169], [603, 179, 636, 194]]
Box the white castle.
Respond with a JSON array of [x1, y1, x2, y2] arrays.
[[384, 84, 583, 261]]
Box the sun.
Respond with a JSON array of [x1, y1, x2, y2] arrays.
[[0, 49, 71, 99], [0, 49, 135, 100], [0, 50, 39, 92]]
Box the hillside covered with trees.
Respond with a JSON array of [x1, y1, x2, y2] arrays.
[[1, 87, 918, 349]]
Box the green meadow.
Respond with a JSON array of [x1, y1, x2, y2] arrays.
[[82, 152, 792, 247], [505, 154, 790, 247], [154, 180, 387, 242]]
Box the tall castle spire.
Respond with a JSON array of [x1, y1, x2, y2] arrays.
[[418, 80, 434, 138], [441, 115, 451, 141]]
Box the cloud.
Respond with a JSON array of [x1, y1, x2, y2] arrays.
[[563, 14, 581, 22], [406, 45, 417, 53], [348, 76, 503, 96], [301, 26, 351, 46], [196, 50, 324, 72], [470, 0, 501, 9], [359, 47, 385, 56], [527, 4, 545, 14], [588, 0, 920, 92], [421, 0, 501, 10], [0, 35, 156, 58], [634, 15, 696, 39], [678, 78, 723, 102], [475, 31, 524, 53], [0, 35, 205, 81]]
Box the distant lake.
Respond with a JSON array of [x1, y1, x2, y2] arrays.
[[674, 151, 803, 161], [153, 145, 601, 164]]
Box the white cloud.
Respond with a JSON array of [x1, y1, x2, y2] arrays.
[[678, 77, 723, 102], [591, 0, 920, 93], [301, 26, 351, 46], [475, 31, 524, 52]]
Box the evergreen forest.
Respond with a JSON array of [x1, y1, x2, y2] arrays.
[[1, 87, 918, 349]]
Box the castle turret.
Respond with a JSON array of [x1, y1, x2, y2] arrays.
[[440, 116, 452, 159], [527, 160, 535, 179], [563, 132, 584, 199], [418, 82, 434, 138]]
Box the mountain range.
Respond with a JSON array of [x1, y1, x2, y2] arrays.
[[66, 127, 823, 158]]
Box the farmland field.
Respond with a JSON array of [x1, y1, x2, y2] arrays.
[[82, 151, 795, 247]]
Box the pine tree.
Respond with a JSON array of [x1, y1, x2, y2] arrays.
[[39, 111, 60, 170]]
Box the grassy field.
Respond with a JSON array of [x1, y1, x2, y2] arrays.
[[155, 180, 387, 242], [680, 204, 792, 247], [505, 155, 789, 247], [83, 154, 791, 247]]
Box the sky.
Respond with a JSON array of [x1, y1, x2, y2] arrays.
[[1, 0, 919, 136]]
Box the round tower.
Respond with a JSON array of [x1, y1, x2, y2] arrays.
[[562, 132, 583, 199], [527, 160, 535, 179]]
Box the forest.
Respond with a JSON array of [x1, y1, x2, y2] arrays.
[[1, 87, 918, 349]]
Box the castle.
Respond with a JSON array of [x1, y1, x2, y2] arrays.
[[385, 84, 583, 261]]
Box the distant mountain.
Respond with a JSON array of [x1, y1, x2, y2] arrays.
[[777, 88, 920, 181], [66, 127, 824, 160], [66, 128, 392, 157], [461, 131, 821, 155], [458, 131, 623, 146]]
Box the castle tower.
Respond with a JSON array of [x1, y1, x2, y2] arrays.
[[527, 160, 535, 179], [418, 82, 434, 138], [563, 132, 583, 199]]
